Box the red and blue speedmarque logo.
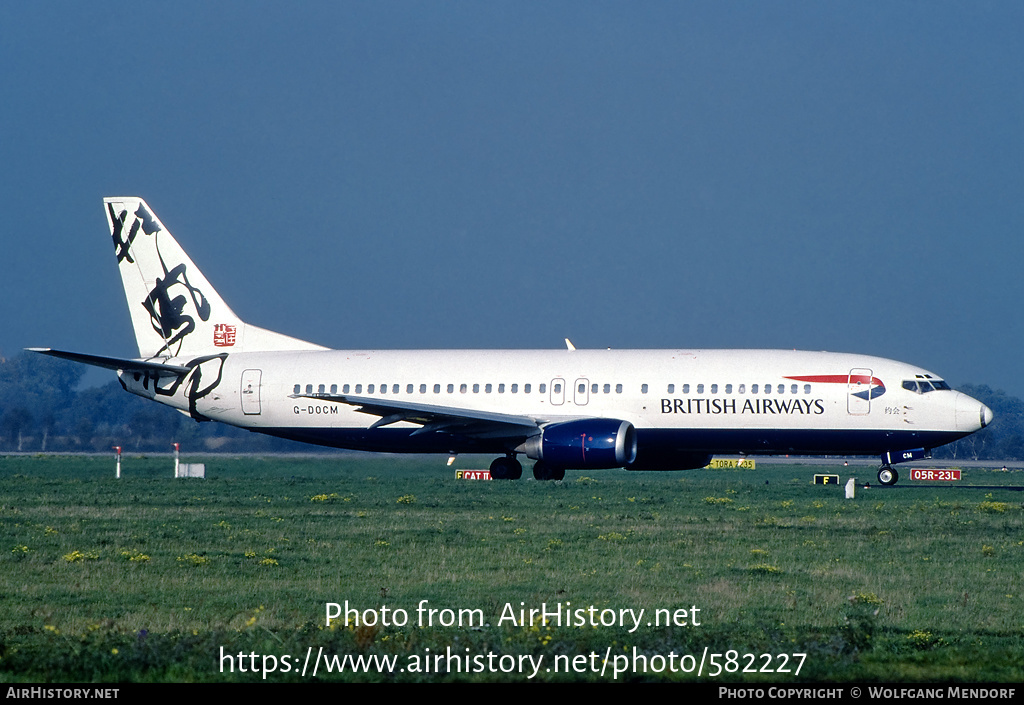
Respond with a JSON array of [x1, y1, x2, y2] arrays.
[[784, 374, 886, 401]]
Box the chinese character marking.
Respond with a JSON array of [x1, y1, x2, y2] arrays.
[[213, 324, 237, 347]]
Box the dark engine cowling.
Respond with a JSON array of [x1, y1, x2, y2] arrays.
[[521, 419, 637, 469]]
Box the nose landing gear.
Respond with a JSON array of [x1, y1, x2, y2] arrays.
[[876, 448, 928, 486], [877, 465, 899, 486]]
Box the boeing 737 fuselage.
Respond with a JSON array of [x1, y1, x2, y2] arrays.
[[31, 198, 992, 484]]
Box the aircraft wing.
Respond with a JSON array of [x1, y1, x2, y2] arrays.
[[291, 392, 551, 439], [26, 348, 191, 377]]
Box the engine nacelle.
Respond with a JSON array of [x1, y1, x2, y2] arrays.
[[520, 419, 637, 469]]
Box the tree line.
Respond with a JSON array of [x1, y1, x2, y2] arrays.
[[0, 352, 1020, 459], [0, 353, 305, 453]]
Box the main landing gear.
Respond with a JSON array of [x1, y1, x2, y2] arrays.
[[488, 455, 565, 481], [489, 455, 522, 480], [877, 465, 899, 486], [531, 460, 565, 482]]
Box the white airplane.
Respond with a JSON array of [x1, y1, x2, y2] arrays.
[[31, 198, 992, 485]]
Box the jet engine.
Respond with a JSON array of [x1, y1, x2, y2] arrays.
[[520, 419, 637, 469]]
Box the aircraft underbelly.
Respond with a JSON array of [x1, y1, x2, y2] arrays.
[[253, 425, 966, 456]]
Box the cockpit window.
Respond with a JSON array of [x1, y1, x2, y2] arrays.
[[903, 378, 950, 394]]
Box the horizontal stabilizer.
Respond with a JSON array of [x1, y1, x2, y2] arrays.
[[26, 348, 190, 376]]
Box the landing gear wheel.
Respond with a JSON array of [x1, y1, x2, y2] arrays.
[[489, 457, 508, 479], [489, 456, 522, 480], [532, 460, 565, 481], [533, 460, 550, 480], [507, 458, 522, 479], [877, 465, 898, 486]]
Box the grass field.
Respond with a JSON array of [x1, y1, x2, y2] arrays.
[[1, 454, 1021, 682]]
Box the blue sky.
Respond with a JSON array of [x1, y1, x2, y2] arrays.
[[3, 2, 1022, 395]]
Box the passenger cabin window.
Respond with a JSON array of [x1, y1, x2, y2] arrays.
[[710, 384, 718, 394], [725, 384, 733, 394], [434, 384, 441, 394], [682, 384, 690, 394], [473, 384, 479, 393], [293, 384, 301, 395], [697, 384, 704, 394], [460, 383, 467, 393], [486, 383, 493, 393], [615, 384, 623, 393], [343, 384, 350, 394], [355, 384, 362, 393], [525, 384, 531, 393], [667, 384, 675, 394], [305, 384, 313, 394], [511, 384, 518, 393], [368, 384, 375, 394], [539, 384, 546, 393], [447, 384, 454, 393], [738, 384, 745, 394], [420, 384, 427, 393], [604, 384, 611, 394]]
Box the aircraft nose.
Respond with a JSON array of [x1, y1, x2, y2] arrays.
[[955, 392, 992, 432], [981, 402, 993, 428]]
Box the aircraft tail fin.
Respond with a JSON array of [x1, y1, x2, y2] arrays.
[[104, 197, 326, 358]]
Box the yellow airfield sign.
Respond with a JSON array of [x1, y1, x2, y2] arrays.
[[704, 459, 756, 470]]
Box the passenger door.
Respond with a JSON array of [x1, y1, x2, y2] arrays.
[[847, 368, 873, 415]]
